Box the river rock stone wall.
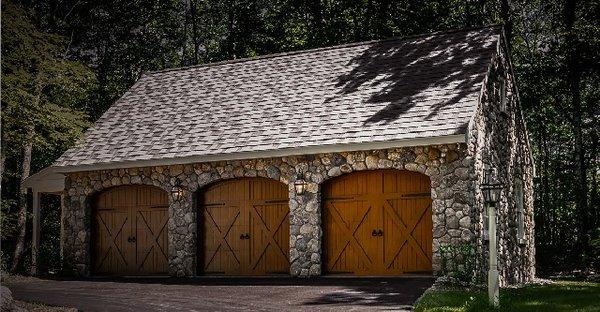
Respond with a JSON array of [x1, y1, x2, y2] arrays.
[[468, 36, 536, 286], [62, 143, 477, 277]]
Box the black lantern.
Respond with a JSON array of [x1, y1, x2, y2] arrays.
[[171, 178, 184, 199], [481, 167, 502, 204], [294, 173, 307, 195]]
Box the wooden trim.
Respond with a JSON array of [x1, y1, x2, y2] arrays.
[[55, 134, 467, 173]]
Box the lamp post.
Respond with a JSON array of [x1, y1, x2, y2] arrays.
[[481, 167, 502, 307]]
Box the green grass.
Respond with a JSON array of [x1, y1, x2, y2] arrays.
[[414, 280, 600, 312]]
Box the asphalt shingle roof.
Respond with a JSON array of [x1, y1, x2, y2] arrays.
[[55, 26, 500, 169]]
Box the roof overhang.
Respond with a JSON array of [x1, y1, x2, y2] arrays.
[[22, 166, 65, 194], [55, 133, 467, 173]]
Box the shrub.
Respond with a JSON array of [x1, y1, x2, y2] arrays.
[[439, 243, 478, 285]]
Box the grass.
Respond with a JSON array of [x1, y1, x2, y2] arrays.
[[414, 280, 600, 312]]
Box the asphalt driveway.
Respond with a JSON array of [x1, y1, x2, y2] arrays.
[[6, 276, 434, 311]]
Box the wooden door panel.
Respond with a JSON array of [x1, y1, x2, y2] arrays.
[[323, 200, 379, 274], [135, 209, 169, 274], [93, 210, 132, 274], [200, 178, 290, 275], [248, 202, 289, 274], [202, 204, 244, 274], [382, 198, 432, 274], [323, 170, 432, 276]]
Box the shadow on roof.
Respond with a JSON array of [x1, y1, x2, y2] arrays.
[[328, 29, 496, 126]]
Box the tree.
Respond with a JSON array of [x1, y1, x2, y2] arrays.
[[1, 0, 95, 272]]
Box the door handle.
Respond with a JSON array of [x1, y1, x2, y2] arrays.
[[372, 229, 378, 237], [377, 229, 383, 236], [244, 233, 250, 239], [127, 236, 137, 243], [240, 234, 245, 240]]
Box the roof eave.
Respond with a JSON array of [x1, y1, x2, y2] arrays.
[[55, 134, 467, 173]]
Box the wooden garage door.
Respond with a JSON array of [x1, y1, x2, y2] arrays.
[[92, 185, 169, 275], [200, 178, 289, 275], [323, 170, 432, 276]]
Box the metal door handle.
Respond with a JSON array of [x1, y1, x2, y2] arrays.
[[127, 236, 137, 243], [377, 229, 383, 236], [240, 234, 245, 240], [372, 230, 378, 236], [244, 233, 250, 239]]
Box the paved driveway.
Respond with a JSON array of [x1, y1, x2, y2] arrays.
[[6, 276, 434, 311]]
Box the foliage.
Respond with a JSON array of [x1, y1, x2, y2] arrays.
[[589, 228, 600, 270], [509, 0, 600, 274], [1, 0, 95, 272], [38, 195, 61, 273], [439, 244, 479, 285], [414, 280, 600, 312], [1, 1, 95, 154]]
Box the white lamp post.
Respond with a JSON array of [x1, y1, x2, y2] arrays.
[[481, 167, 502, 307]]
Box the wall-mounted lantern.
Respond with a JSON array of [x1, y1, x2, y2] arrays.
[[294, 173, 307, 195], [171, 178, 184, 199]]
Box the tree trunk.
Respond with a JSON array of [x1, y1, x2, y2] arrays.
[[11, 140, 33, 273], [500, 0, 513, 52], [308, 0, 324, 47], [564, 0, 589, 260], [181, 0, 190, 66], [0, 154, 5, 183], [190, 0, 199, 65]]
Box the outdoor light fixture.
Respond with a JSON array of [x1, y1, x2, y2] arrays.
[[294, 173, 307, 195], [481, 167, 502, 204], [171, 178, 184, 199], [481, 165, 503, 307]]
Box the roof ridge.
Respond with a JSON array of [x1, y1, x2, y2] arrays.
[[144, 24, 501, 76]]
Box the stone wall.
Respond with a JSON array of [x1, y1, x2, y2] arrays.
[[62, 143, 477, 277], [468, 35, 536, 286]]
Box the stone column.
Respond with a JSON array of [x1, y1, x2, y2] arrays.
[[62, 185, 90, 276], [168, 190, 196, 276], [289, 182, 321, 277]]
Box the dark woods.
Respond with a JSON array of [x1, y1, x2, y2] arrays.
[[1, 0, 598, 275]]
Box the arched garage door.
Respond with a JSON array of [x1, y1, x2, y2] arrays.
[[199, 178, 290, 275], [323, 170, 432, 276], [92, 185, 169, 275]]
